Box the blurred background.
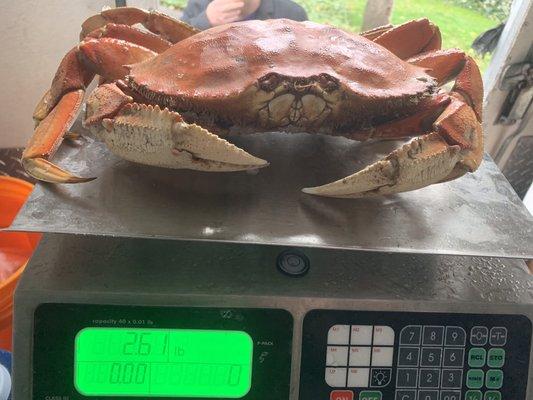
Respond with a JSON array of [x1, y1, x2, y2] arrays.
[[164, 0, 511, 72]]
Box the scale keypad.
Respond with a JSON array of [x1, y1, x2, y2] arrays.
[[301, 311, 531, 400], [395, 325, 464, 399], [326, 325, 394, 388]]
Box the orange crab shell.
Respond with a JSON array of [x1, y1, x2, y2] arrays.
[[128, 19, 437, 128]]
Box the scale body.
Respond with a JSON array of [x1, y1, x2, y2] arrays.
[[13, 234, 533, 400], [9, 126, 533, 399]]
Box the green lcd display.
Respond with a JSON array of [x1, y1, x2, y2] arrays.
[[74, 328, 253, 398]]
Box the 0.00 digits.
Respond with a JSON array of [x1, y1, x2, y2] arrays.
[[110, 362, 148, 384]]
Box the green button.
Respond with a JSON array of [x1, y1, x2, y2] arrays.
[[466, 369, 484, 389], [359, 391, 382, 400], [487, 348, 505, 368], [468, 347, 486, 367], [465, 390, 482, 400], [484, 391, 501, 400], [486, 369, 503, 389]]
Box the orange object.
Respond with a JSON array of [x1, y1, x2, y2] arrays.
[[0, 176, 41, 350]]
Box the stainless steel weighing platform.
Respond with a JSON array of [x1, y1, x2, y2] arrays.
[[9, 126, 533, 400], [9, 121, 533, 258]]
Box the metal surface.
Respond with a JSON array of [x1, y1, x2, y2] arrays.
[[13, 234, 533, 400], [9, 121, 533, 258], [502, 135, 533, 199]]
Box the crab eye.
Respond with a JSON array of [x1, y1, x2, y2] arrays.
[[259, 73, 280, 91], [318, 73, 339, 92]]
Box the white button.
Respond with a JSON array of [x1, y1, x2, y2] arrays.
[[373, 326, 395, 346], [327, 346, 349, 366], [351, 325, 373, 345], [349, 346, 371, 366], [347, 367, 370, 387], [371, 347, 394, 366], [325, 367, 347, 387], [328, 325, 350, 345]]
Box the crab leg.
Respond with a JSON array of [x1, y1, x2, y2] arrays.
[[371, 18, 442, 59], [24, 37, 156, 183], [343, 94, 451, 141], [360, 24, 393, 40], [85, 23, 173, 53], [22, 90, 93, 183], [408, 49, 467, 85], [303, 55, 482, 198], [81, 7, 199, 43]]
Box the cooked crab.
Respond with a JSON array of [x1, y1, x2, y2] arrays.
[[22, 7, 483, 197]]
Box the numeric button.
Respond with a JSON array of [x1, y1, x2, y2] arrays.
[[398, 347, 420, 367], [419, 369, 440, 388], [400, 326, 422, 346], [445, 326, 466, 346], [396, 368, 418, 388], [419, 390, 439, 400], [422, 326, 444, 346], [420, 348, 442, 367], [443, 348, 464, 367], [440, 390, 461, 400], [470, 326, 488, 346], [441, 369, 462, 389]]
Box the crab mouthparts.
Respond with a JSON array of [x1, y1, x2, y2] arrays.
[[262, 92, 331, 126]]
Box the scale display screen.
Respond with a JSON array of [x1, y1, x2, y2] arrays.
[[74, 328, 254, 398]]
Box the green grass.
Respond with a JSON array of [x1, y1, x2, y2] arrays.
[[162, 0, 495, 71]]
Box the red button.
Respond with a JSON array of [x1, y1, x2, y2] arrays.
[[330, 390, 354, 400]]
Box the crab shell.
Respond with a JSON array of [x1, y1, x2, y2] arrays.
[[128, 19, 436, 133], [22, 10, 483, 198]]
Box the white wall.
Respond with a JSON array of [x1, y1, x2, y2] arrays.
[[0, 0, 113, 148]]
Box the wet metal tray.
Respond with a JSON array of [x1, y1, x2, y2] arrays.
[[9, 121, 533, 258]]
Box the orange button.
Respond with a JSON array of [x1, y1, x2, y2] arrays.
[[330, 390, 354, 400]]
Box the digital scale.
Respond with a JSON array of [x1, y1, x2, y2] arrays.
[[8, 128, 533, 400]]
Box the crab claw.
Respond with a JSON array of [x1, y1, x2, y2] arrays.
[[99, 104, 268, 171], [303, 97, 482, 198], [303, 133, 462, 197], [22, 157, 95, 184]]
